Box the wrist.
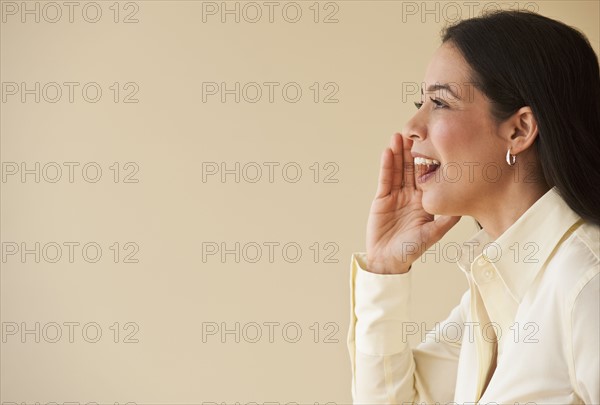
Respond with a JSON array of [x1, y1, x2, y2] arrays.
[[366, 261, 412, 275]]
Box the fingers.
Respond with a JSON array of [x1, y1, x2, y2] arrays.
[[402, 136, 415, 189], [375, 133, 414, 198], [375, 147, 394, 198], [390, 133, 404, 192]]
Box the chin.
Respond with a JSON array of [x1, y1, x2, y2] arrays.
[[421, 187, 460, 216], [421, 192, 444, 215]]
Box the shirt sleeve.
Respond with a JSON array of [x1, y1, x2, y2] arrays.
[[347, 252, 469, 404], [569, 271, 599, 404]]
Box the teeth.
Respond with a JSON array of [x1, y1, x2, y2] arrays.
[[413, 157, 441, 166]]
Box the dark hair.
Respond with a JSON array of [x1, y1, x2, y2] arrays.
[[441, 10, 600, 229]]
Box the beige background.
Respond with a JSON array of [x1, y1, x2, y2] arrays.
[[1, 0, 598, 403]]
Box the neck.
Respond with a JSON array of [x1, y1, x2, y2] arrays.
[[474, 181, 551, 240]]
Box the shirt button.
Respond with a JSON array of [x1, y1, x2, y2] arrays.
[[483, 268, 494, 280]]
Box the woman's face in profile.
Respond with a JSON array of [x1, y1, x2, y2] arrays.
[[402, 42, 512, 217]]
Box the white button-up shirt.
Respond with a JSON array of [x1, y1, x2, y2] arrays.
[[347, 187, 599, 404]]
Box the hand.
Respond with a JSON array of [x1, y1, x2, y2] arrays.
[[365, 133, 461, 274]]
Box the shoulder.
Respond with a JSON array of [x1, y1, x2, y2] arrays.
[[542, 221, 599, 306], [572, 221, 600, 262]]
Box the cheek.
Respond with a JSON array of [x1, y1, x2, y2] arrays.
[[429, 118, 473, 162], [429, 116, 496, 187]]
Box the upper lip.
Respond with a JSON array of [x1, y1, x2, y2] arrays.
[[411, 152, 439, 161]]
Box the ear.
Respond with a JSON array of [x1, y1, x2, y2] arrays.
[[499, 106, 539, 154]]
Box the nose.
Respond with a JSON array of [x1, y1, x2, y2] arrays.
[[401, 107, 427, 142]]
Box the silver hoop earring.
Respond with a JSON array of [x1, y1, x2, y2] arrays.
[[506, 147, 516, 166]]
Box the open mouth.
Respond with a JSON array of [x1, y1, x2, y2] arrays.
[[414, 157, 441, 183]]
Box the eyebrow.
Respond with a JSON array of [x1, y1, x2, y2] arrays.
[[421, 83, 461, 100]]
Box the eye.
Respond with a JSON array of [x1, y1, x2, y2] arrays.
[[430, 97, 447, 108], [414, 98, 447, 110]]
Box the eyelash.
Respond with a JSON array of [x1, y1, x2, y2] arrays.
[[414, 97, 446, 110]]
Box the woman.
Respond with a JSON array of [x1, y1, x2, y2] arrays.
[[347, 9, 599, 404]]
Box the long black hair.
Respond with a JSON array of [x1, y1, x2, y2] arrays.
[[441, 10, 600, 229]]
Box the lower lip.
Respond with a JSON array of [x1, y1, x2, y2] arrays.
[[417, 168, 439, 184]]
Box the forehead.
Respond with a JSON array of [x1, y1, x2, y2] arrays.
[[422, 42, 474, 99]]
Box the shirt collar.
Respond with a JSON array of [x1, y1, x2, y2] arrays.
[[457, 186, 584, 303]]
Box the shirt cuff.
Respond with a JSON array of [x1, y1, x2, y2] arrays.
[[351, 252, 413, 356]]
